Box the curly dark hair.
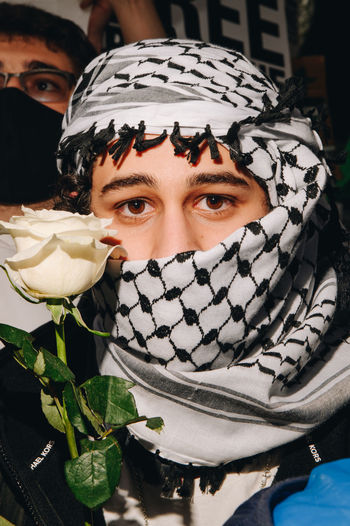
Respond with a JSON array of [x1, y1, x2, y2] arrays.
[[54, 167, 93, 215], [0, 2, 96, 76]]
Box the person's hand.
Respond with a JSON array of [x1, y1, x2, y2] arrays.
[[80, 0, 166, 54], [80, 0, 113, 54]]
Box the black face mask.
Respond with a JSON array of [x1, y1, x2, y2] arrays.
[[0, 88, 63, 204]]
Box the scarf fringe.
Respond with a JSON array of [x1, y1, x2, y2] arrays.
[[57, 77, 305, 176], [122, 431, 246, 498], [169, 122, 220, 163], [108, 123, 138, 162], [133, 120, 168, 151], [57, 120, 116, 174]]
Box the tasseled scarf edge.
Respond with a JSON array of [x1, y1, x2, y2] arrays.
[[121, 430, 252, 499], [56, 76, 308, 177]]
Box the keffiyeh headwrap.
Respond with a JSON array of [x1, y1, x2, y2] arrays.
[[58, 39, 350, 491]]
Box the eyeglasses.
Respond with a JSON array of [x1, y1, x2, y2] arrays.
[[0, 68, 76, 102]]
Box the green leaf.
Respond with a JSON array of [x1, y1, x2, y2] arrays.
[[63, 383, 89, 435], [64, 435, 122, 509], [0, 323, 33, 347], [146, 417, 164, 434], [0, 324, 73, 382], [0, 265, 40, 304], [0, 325, 37, 371], [0, 515, 16, 526], [64, 299, 110, 337], [22, 339, 38, 369], [81, 376, 138, 427], [40, 389, 65, 433], [46, 299, 66, 325], [77, 387, 105, 436], [34, 348, 75, 383]]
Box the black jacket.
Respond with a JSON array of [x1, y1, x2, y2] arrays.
[[1, 310, 350, 526], [0, 296, 105, 526]]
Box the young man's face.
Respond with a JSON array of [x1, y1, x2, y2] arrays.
[[91, 137, 270, 260], [0, 35, 75, 114]]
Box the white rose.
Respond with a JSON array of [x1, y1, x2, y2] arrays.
[[0, 207, 126, 299]]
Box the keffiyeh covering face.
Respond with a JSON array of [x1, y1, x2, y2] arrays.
[[59, 39, 350, 468]]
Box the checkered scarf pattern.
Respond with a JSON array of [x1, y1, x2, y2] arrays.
[[59, 39, 350, 467]]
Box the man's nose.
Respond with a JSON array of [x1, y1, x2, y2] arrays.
[[4, 75, 22, 90], [150, 209, 201, 259]]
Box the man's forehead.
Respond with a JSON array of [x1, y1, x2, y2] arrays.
[[0, 34, 74, 72], [99, 170, 251, 195], [93, 138, 255, 195], [0, 33, 47, 48]]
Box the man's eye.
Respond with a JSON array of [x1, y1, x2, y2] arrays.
[[27, 73, 66, 94], [116, 199, 151, 216], [205, 196, 225, 210], [196, 195, 235, 211], [127, 200, 146, 214], [36, 80, 57, 92]]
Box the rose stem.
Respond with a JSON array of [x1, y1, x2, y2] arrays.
[[55, 322, 67, 364], [55, 322, 79, 459]]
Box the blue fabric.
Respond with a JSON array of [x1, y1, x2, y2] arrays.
[[273, 459, 350, 526], [223, 477, 307, 526]]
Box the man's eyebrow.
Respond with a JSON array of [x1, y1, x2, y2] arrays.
[[100, 173, 157, 195], [26, 60, 62, 71], [0, 60, 60, 72], [100, 170, 251, 195], [188, 171, 250, 188]]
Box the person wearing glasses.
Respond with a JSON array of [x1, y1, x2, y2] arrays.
[[0, 1, 166, 217], [0, 3, 94, 213], [0, 2, 96, 336], [0, 4, 166, 525], [0, 0, 166, 330]]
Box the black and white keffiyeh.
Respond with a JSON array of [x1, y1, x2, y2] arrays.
[[58, 40, 350, 472]]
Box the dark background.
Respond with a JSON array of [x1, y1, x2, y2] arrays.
[[103, 0, 349, 218], [297, 1, 348, 150], [106, 0, 348, 152]]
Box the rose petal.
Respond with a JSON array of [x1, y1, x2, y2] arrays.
[[2, 208, 126, 298], [5, 234, 116, 298]]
